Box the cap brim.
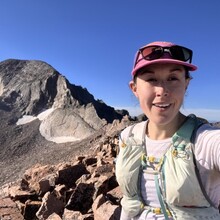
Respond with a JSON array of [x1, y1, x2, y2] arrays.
[[132, 59, 197, 77]]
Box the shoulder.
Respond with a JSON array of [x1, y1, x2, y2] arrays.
[[120, 121, 147, 141], [194, 123, 220, 161], [196, 123, 220, 141], [194, 123, 220, 174]]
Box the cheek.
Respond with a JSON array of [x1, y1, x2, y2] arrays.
[[136, 87, 154, 106], [175, 86, 186, 97], [172, 87, 187, 105]]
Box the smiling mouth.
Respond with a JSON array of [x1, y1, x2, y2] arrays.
[[153, 103, 171, 109]]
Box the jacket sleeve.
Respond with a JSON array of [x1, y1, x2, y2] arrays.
[[195, 124, 220, 171], [194, 124, 220, 208]]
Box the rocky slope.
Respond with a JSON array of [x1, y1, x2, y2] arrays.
[[0, 122, 128, 220], [0, 59, 129, 187]]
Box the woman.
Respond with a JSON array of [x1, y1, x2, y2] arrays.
[[115, 41, 220, 220]]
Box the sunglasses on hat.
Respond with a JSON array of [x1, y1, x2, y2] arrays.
[[134, 45, 193, 67]]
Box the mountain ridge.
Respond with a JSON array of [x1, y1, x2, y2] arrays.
[[0, 59, 130, 187]]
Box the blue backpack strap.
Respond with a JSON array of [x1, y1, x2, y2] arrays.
[[154, 174, 170, 219], [172, 114, 198, 144]]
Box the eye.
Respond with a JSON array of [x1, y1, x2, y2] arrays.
[[168, 76, 178, 81], [146, 78, 157, 82]]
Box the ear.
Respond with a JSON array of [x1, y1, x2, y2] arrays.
[[129, 80, 139, 98], [185, 78, 191, 90]]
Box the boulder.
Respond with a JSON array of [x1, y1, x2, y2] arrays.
[[0, 197, 24, 220], [0, 131, 123, 219]]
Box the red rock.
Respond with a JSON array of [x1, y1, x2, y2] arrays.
[[24, 200, 41, 220], [62, 209, 94, 220], [65, 183, 95, 214], [0, 197, 24, 220], [36, 192, 64, 219], [46, 212, 62, 220], [56, 164, 89, 188], [92, 194, 121, 220]]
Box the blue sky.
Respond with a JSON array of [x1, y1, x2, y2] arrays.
[[0, 0, 220, 121]]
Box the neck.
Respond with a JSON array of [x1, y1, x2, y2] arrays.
[[147, 113, 186, 140]]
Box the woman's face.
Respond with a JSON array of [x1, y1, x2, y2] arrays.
[[130, 63, 190, 126]]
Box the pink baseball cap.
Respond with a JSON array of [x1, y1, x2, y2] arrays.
[[132, 41, 197, 77]]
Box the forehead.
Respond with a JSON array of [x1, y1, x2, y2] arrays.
[[138, 63, 185, 74]]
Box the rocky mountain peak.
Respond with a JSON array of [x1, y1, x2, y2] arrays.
[[0, 59, 128, 142], [0, 59, 130, 187]]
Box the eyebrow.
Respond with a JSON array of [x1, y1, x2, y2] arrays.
[[142, 67, 184, 74], [170, 67, 184, 72], [138, 69, 154, 75]]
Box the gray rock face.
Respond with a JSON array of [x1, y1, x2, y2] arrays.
[[0, 59, 127, 142], [0, 59, 58, 115], [0, 59, 129, 186]]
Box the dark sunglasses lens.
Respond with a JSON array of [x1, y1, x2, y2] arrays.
[[170, 46, 191, 62], [141, 46, 163, 60]]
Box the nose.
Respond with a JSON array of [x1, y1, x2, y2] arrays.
[[156, 82, 169, 97]]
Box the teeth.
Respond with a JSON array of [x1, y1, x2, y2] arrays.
[[154, 104, 170, 108]]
